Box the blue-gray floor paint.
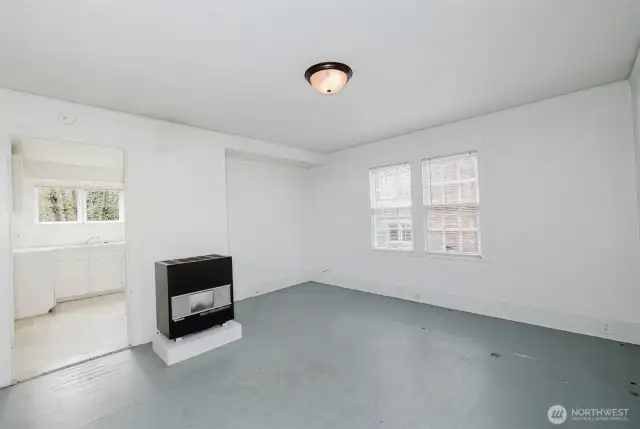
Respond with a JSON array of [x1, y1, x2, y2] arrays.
[[1, 282, 638, 428]]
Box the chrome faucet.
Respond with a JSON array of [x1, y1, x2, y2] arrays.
[[85, 236, 101, 245]]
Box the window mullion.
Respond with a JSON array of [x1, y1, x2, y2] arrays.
[[79, 187, 86, 223]]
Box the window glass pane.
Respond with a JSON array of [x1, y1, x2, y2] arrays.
[[429, 184, 444, 205], [370, 164, 413, 251], [87, 190, 121, 221], [444, 231, 461, 253], [370, 164, 411, 208], [423, 152, 480, 256], [389, 225, 399, 241], [458, 155, 477, 180], [460, 182, 478, 204], [428, 231, 444, 253], [443, 161, 457, 182], [460, 209, 479, 229], [427, 208, 443, 230], [444, 211, 459, 229], [401, 225, 412, 242], [429, 161, 444, 184], [461, 231, 480, 254], [372, 208, 413, 251], [38, 188, 78, 222], [444, 183, 459, 204]]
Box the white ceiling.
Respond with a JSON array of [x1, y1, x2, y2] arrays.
[[1, 1, 639, 153]]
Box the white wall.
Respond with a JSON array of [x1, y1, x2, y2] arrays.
[[0, 88, 323, 387], [226, 157, 309, 300], [630, 51, 640, 236], [310, 82, 640, 344]]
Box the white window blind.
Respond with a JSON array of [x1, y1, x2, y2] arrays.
[[423, 152, 481, 256], [369, 164, 413, 251]]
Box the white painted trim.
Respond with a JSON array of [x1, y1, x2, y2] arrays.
[[55, 288, 125, 304], [5, 140, 15, 387], [8, 142, 132, 385]]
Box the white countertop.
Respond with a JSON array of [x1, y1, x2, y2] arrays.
[[13, 241, 126, 254]]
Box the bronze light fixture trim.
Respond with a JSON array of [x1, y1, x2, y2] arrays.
[[304, 62, 353, 95]]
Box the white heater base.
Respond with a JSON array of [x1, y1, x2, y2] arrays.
[[152, 320, 242, 366]]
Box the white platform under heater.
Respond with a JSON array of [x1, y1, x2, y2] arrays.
[[152, 320, 242, 366]]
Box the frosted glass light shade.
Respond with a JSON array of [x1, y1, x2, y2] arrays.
[[305, 62, 353, 95], [309, 69, 349, 94]]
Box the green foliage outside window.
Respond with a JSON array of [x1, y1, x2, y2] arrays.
[[86, 190, 120, 221], [38, 188, 78, 222]]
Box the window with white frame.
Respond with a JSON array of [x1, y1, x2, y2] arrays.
[[86, 189, 122, 222], [369, 163, 413, 251], [37, 187, 79, 222], [423, 152, 480, 256], [36, 186, 124, 224]]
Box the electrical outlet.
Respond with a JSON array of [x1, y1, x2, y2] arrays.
[[603, 322, 614, 337]]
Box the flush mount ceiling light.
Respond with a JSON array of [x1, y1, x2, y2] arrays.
[[304, 62, 353, 95]]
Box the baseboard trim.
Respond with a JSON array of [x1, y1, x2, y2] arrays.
[[56, 288, 125, 304], [233, 272, 310, 302], [313, 273, 640, 345]]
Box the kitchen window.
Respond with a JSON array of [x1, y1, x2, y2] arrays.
[[36, 186, 124, 224], [86, 190, 122, 222], [37, 187, 79, 223], [423, 152, 481, 256], [369, 163, 413, 251]]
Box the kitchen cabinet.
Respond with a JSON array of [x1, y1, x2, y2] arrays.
[[89, 243, 125, 293], [54, 247, 90, 299], [13, 249, 55, 319], [13, 242, 126, 318], [54, 242, 125, 299]]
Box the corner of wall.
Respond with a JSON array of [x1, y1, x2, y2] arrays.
[[630, 50, 640, 249]]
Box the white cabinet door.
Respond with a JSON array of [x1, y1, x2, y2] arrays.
[[54, 248, 90, 299], [13, 250, 55, 319], [89, 243, 125, 293]]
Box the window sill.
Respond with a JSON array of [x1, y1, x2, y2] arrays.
[[424, 252, 483, 261], [371, 247, 414, 253], [371, 248, 487, 263], [37, 220, 123, 225]]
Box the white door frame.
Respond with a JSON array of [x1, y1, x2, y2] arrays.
[[6, 136, 132, 383]]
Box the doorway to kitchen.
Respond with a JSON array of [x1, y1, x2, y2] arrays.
[[10, 136, 129, 381]]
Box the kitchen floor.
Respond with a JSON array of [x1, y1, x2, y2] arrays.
[[13, 292, 128, 381], [1, 282, 638, 429]]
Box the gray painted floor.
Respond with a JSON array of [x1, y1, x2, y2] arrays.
[[1, 282, 638, 428]]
